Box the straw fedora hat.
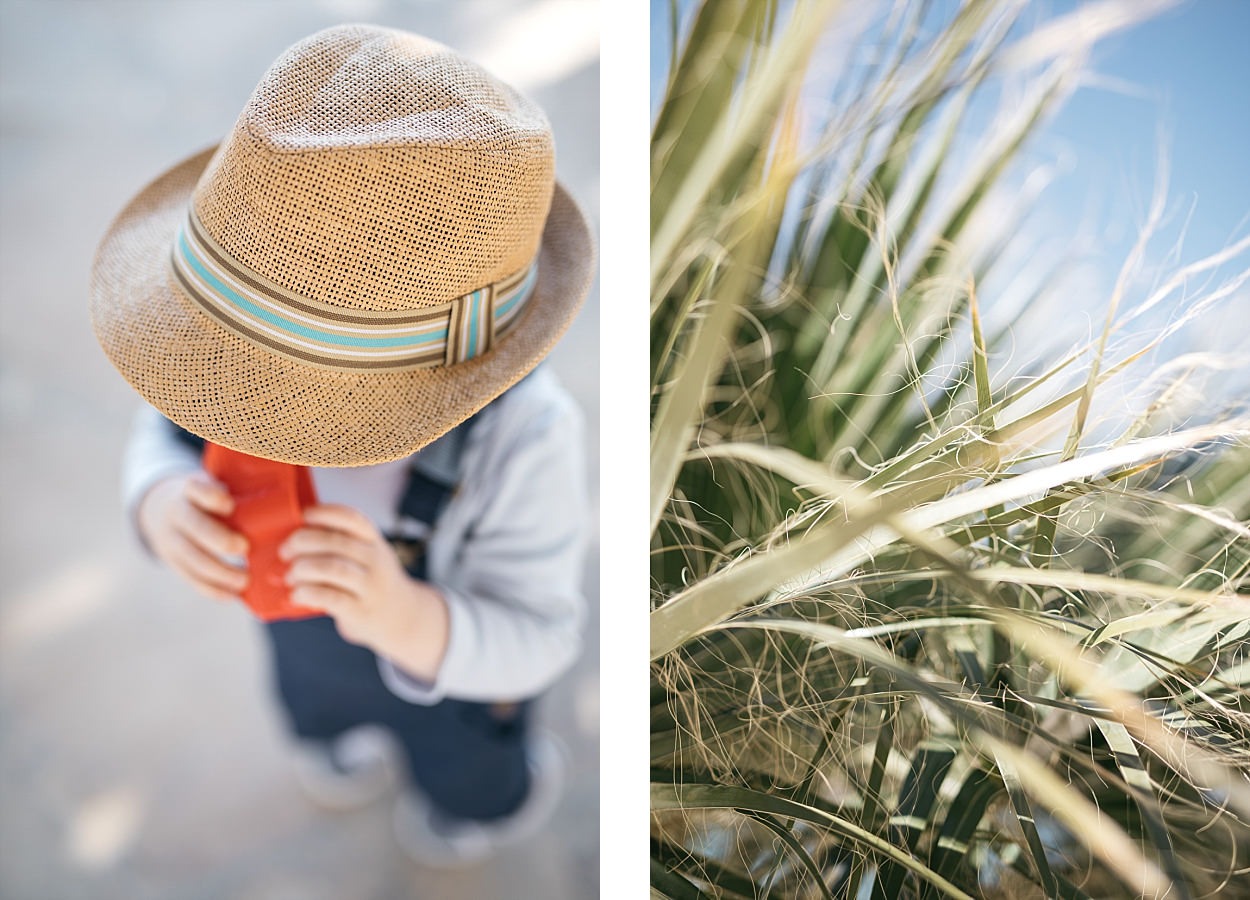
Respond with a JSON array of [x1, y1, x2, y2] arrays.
[[90, 24, 594, 467]]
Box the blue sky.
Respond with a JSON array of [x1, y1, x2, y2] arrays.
[[1041, 0, 1250, 277], [651, 0, 1250, 325]]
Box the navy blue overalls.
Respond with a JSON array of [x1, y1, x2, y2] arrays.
[[173, 416, 530, 821]]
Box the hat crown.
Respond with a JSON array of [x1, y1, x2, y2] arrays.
[[191, 24, 555, 313], [245, 26, 551, 152]]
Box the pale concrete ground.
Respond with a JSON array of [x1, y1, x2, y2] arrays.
[[0, 2, 600, 898]]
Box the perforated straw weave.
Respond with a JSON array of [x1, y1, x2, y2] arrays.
[[89, 24, 594, 466]]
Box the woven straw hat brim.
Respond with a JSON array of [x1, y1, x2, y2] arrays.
[[90, 146, 594, 467]]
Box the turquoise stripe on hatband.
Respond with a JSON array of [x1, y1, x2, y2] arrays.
[[177, 230, 442, 350], [467, 289, 481, 359], [496, 265, 539, 316]]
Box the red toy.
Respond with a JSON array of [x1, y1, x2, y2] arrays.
[[203, 443, 320, 622]]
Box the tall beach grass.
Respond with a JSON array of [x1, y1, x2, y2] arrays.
[[649, 2, 1250, 897]]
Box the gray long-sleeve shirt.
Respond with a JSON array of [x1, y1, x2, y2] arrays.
[[122, 366, 590, 704]]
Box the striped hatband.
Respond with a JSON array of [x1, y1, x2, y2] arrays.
[[169, 209, 539, 372], [90, 25, 594, 466]]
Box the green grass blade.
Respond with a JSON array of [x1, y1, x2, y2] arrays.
[[652, 836, 762, 898], [877, 742, 959, 898], [652, 782, 978, 900], [893, 743, 958, 853], [741, 811, 837, 900], [991, 747, 1061, 898], [929, 766, 1000, 881], [651, 0, 775, 202], [650, 858, 707, 900], [651, 0, 841, 288], [1092, 718, 1193, 900], [650, 277, 743, 535], [845, 694, 898, 900]]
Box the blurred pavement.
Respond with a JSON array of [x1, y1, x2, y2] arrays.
[[0, 2, 600, 898]]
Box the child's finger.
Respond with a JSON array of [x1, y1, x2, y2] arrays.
[[279, 527, 371, 566], [285, 554, 367, 596], [175, 502, 248, 559], [185, 476, 235, 516], [167, 531, 249, 596], [290, 583, 354, 615], [300, 504, 380, 542]]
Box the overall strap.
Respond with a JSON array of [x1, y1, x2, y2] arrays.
[[164, 417, 473, 569], [165, 414, 476, 517], [171, 423, 206, 453], [165, 381, 501, 579], [388, 414, 480, 579]]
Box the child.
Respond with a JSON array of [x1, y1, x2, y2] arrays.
[[89, 24, 594, 867]]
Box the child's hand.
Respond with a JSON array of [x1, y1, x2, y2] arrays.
[[280, 505, 450, 682], [137, 473, 249, 602]]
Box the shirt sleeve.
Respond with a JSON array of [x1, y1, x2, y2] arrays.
[[121, 404, 202, 549], [378, 390, 590, 704]]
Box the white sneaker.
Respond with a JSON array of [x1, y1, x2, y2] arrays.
[[392, 729, 566, 868], [291, 724, 400, 811]]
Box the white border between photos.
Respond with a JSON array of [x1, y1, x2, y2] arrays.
[[598, 0, 649, 891]]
